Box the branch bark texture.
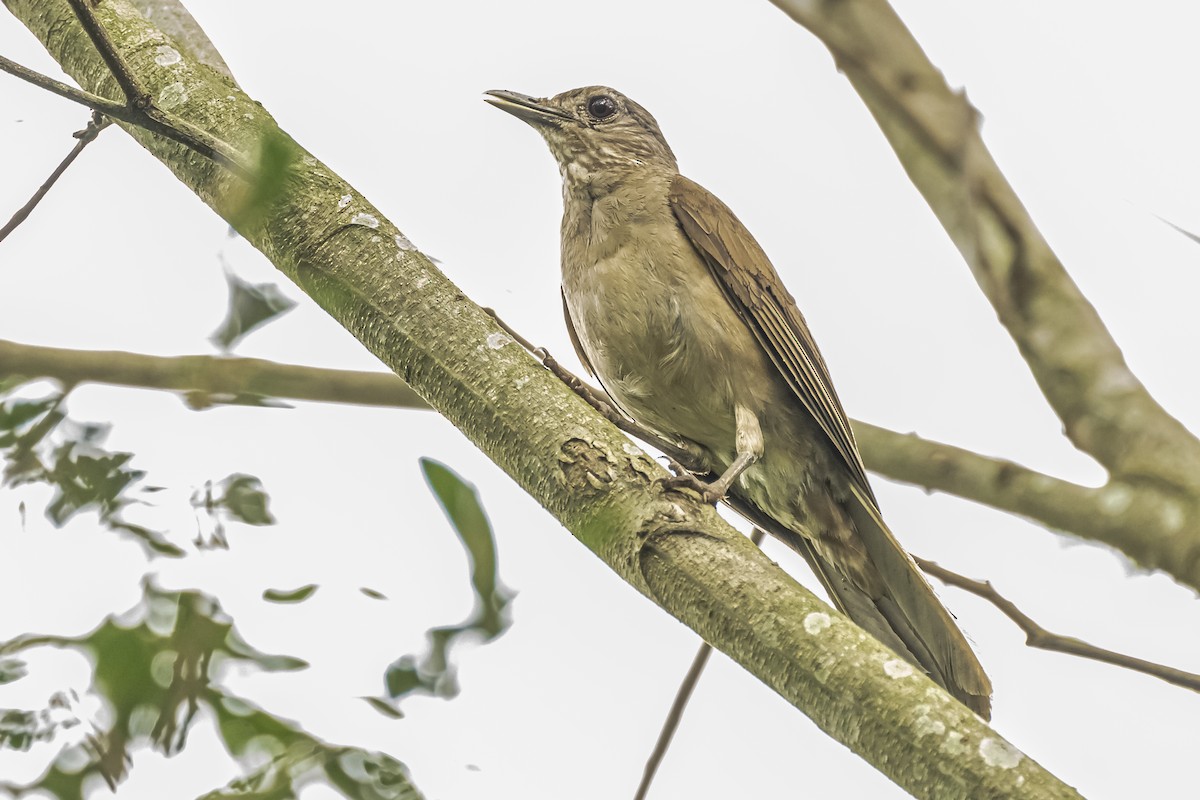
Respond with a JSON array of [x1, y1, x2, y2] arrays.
[[4, 1, 1079, 796], [768, 0, 1200, 589]]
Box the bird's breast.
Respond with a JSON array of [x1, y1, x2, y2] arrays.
[[560, 196, 769, 454]]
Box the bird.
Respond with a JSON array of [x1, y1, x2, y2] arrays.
[[484, 85, 992, 718]]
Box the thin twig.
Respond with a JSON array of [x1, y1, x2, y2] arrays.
[[0, 54, 249, 178], [0, 339, 428, 409], [0, 112, 111, 244], [915, 557, 1200, 693], [634, 528, 766, 800], [66, 0, 150, 107], [0, 54, 127, 116]]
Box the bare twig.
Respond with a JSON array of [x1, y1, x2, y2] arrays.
[[0, 113, 112, 244], [66, 0, 151, 107], [915, 557, 1200, 693], [767, 0, 1200, 492], [0, 53, 127, 116], [634, 644, 712, 800], [634, 528, 766, 800], [0, 54, 249, 177]]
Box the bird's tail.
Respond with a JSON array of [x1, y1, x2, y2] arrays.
[[726, 487, 993, 719]]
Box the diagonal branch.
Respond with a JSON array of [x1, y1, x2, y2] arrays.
[[852, 421, 1197, 588], [766, 0, 1200, 493], [916, 558, 1200, 693], [766, 0, 1200, 589], [66, 0, 150, 106]]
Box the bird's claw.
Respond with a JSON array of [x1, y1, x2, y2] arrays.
[[657, 472, 724, 505]]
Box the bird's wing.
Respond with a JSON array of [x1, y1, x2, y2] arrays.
[[668, 174, 874, 502], [561, 290, 596, 378], [671, 174, 992, 718]]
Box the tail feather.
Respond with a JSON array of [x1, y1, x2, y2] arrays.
[[724, 490, 992, 719], [841, 484, 992, 718]]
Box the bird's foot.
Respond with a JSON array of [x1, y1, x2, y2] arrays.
[[657, 471, 726, 505]]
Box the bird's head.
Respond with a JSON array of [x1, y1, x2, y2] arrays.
[[484, 86, 677, 188]]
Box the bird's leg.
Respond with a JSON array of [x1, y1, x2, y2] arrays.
[[482, 307, 709, 473], [660, 406, 763, 504]]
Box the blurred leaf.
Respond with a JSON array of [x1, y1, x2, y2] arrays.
[[216, 473, 275, 525], [0, 392, 65, 484], [44, 445, 143, 525], [210, 271, 296, 352], [382, 656, 423, 699], [264, 584, 319, 604], [184, 390, 294, 411], [224, 128, 300, 236], [0, 387, 185, 558], [359, 587, 387, 600], [0, 395, 60, 448], [0, 709, 55, 751], [419, 459, 513, 641], [197, 741, 425, 800], [0, 658, 27, 685], [0, 582, 409, 798], [110, 521, 187, 557], [325, 748, 423, 800], [380, 461, 514, 705], [0, 375, 34, 396], [361, 696, 404, 720]]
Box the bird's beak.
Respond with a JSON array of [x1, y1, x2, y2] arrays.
[[483, 90, 572, 126]]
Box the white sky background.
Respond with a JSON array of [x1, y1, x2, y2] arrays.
[[1, 1, 1199, 798]]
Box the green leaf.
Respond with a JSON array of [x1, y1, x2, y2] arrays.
[[419, 458, 513, 641], [224, 127, 299, 236], [210, 271, 297, 352], [380, 461, 514, 704], [216, 473, 275, 525], [0, 659, 27, 685], [362, 696, 404, 720], [263, 584, 319, 604], [44, 445, 144, 525], [110, 521, 187, 558]]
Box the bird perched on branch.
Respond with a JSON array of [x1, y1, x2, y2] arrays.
[[485, 85, 991, 718]]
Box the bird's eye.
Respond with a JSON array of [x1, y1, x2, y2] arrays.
[[587, 95, 617, 120]]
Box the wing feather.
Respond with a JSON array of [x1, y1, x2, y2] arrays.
[[669, 174, 874, 501]]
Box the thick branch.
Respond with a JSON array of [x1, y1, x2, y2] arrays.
[[125, 0, 234, 80], [4, 2, 1078, 795], [854, 421, 1200, 587], [765, 0, 1200, 493]]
